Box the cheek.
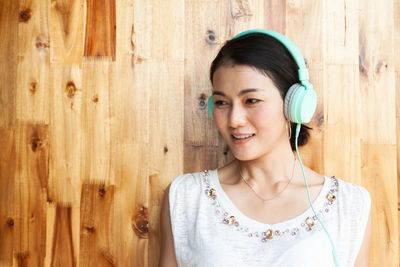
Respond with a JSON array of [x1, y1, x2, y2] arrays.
[[249, 105, 285, 130]]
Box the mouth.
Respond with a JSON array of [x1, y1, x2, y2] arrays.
[[231, 133, 255, 144]]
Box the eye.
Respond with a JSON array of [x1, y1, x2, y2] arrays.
[[246, 98, 260, 104], [214, 100, 227, 106]]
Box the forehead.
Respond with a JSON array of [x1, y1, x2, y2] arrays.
[[212, 65, 279, 95]]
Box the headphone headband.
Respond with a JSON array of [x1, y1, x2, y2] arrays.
[[232, 29, 309, 83]]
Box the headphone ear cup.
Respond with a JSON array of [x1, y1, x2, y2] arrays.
[[284, 83, 302, 122], [284, 83, 317, 124], [207, 95, 214, 120]]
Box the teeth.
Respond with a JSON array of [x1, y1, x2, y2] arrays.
[[233, 134, 254, 139]]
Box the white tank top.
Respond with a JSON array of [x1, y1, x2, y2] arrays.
[[169, 169, 371, 267]]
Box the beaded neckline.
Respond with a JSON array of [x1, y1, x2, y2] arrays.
[[201, 169, 339, 243]]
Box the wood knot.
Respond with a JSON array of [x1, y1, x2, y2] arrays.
[[66, 81, 77, 98], [16, 252, 29, 263], [31, 136, 43, 152], [98, 185, 106, 197], [135, 57, 146, 64], [206, 30, 217, 45], [35, 35, 50, 51], [223, 145, 230, 156], [19, 8, 32, 22], [29, 82, 38, 93], [375, 60, 388, 74], [7, 218, 14, 226], [92, 94, 99, 103], [132, 206, 148, 239], [86, 226, 95, 233], [359, 55, 368, 76], [163, 146, 168, 153], [199, 93, 207, 110], [314, 111, 324, 127]]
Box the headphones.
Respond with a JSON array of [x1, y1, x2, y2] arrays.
[[207, 29, 340, 267], [207, 29, 317, 124]]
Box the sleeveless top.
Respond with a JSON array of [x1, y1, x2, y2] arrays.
[[169, 169, 371, 267]]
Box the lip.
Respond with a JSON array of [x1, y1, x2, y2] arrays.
[[231, 134, 255, 145]]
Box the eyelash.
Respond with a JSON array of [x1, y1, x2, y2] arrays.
[[214, 99, 260, 106]]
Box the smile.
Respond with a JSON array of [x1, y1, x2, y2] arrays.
[[231, 134, 255, 144]]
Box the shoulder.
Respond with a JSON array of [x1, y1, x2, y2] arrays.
[[336, 177, 371, 209], [168, 170, 206, 211], [168, 171, 208, 242], [169, 170, 204, 194]]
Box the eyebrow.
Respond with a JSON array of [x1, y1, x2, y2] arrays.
[[213, 88, 262, 97]]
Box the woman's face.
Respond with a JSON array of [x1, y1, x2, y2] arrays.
[[212, 64, 288, 161]]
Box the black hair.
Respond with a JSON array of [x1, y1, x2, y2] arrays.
[[209, 33, 312, 151]]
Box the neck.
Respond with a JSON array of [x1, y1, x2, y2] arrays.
[[236, 141, 297, 193]]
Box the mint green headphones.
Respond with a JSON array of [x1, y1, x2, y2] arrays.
[[207, 29, 317, 124]]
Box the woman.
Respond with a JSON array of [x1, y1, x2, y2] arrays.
[[159, 30, 372, 267]]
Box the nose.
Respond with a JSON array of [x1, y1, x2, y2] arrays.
[[228, 103, 247, 128]]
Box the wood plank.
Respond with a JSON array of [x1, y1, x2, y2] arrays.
[[111, 1, 150, 266], [264, 0, 286, 33], [16, 0, 50, 123], [0, 128, 16, 266], [0, 0, 18, 128], [112, 143, 149, 267], [48, 65, 83, 206], [149, 0, 184, 60], [322, 0, 360, 182], [13, 122, 49, 266], [359, 0, 398, 265], [49, 0, 85, 64], [323, 65, 361, 182], [361, 143, 398, 266], [148, 61, 184, 266], [394, 0, 400, 263], [184, 0, 228, 172], [324, 0, 359, 65], [49, 206, 76, 266], [81, 59, 112, 185], [220, 0, 264, 40], [84, 0, 116, 60], [79, 183, 115, 266], [359, 0, 396, 144], [44, 203, 80, 267]]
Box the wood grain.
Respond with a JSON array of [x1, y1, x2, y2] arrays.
[[0, 128, 16, 266], [0, 0, 398, 266], [84, 0, 116, 60], [359, 0, 398, 265], [50, 206, 76, 266], [50, 0, 85, 64], [0, 0, 18, 129], [184, 0, 228, 172], [13, 122, 48, 266], [81, 59, 112, 185], [394, 0, 400, 263], [48, 65, 83, 206], [79, 183, 115, 266], [16, 0, 50, 123]]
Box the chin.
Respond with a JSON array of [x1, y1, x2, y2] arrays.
[[231, 150, 261, 162]]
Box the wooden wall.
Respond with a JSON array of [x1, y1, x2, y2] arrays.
[[0, 0, 398, 266]]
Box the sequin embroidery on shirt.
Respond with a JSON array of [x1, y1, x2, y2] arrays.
[[201, 169, 339, 243]]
